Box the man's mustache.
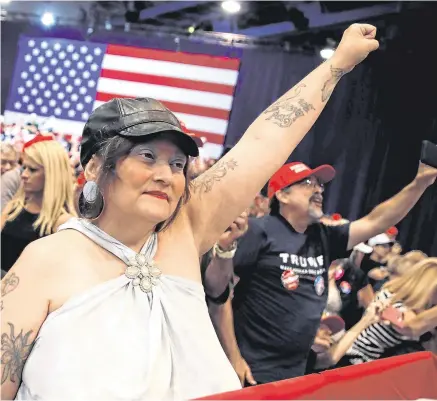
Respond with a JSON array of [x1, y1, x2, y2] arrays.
[[310, 195, 323, 203]]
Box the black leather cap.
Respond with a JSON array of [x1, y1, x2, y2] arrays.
[[80, 97, 199, 166]]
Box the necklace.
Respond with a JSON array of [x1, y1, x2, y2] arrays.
[[124, 232, 161, 293]]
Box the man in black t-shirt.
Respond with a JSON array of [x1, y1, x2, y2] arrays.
[[208, 161, 437, 385], [231, 211, 349, 383]]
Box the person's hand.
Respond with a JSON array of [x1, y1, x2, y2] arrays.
[[217, 212, 249, 250], [363, 299, 390, 326], [231, 355, 256, 386], [414, 162, 437, 188], [391, 242, 402, 255], [362, 301, 384, 326], [333, 24, 379, 72]]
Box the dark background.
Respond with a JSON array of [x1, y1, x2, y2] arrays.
[[2, 5, 437, 255]]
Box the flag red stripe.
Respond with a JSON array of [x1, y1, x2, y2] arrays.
[[96, 92, 230, 121], [106, 44, 240, 71], [100, 69, 235, 96], [191, 130, 225, 145]]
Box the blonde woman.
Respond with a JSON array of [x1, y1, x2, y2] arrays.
[[1, 136, 76, 272], [342, 258, 437, 365]]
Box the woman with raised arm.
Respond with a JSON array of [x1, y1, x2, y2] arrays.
[[0, 24, 379, 400]]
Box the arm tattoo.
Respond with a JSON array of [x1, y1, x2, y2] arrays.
[[321, 65, 346, 102], [1, 322, 35, 385], [192, 158, 238, 194], [263, 84, 315, 128], [1, 273, 20, 297]]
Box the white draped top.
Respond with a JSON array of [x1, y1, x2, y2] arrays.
[[16, 218, 241, 400]]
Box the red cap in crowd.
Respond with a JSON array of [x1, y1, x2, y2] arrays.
[[332, 213, 342, 221], [267, 162, 336, 199], [179, 120, 204, 148], [23, 135, 54, 150], [77, 171, 86, 187], [321, 315, 345, 335], [386, 226, 398, 237]]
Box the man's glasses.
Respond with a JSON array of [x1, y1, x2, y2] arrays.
[[295, 177, 324, 190]]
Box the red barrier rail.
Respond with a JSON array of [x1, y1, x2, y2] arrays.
[[198, 351, 437, 400]]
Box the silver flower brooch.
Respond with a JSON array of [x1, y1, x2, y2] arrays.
[[125, 253, 162, 293]]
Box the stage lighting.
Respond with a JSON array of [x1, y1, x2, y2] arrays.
[[41, 12, 55, 27], [188, 25, 195, 34], [221, 1, 241, 14], [320, 48, 335, 60]]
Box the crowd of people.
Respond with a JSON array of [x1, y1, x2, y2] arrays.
[[199, 163, 437, 386], [1, 24, 437, 401]]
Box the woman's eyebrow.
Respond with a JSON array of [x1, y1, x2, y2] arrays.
[[174, 151, 187, 159]]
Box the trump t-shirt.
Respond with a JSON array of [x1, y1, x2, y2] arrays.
[[232, 214, 349, 383]]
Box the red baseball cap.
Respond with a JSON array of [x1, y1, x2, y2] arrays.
[[321, 315, 345, 334], [179, 120, 204, 148], [267, 162, 336, 199]]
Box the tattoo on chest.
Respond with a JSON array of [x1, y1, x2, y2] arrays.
[[1, 273, 20, 297], [321, 65, 346, 102], [1, 323, 35, 385], [192, 158, 238, 194], [263, 84, 315, 128]]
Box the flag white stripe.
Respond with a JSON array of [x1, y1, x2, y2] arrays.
[[97, 77, 233, 111], [202, 143, 223, 159], [92, 101, 227, 135], [102, 54, 239, 86], [173, 112, 227, 135]]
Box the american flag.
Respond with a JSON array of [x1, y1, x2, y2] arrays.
[[5, 37, 241, 158]]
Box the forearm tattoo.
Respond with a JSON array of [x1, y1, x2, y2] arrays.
[[321, 65, 346, 102], [1, 273, 20, 297], [192, 158, 238, 194], [263, 84, 315, 128], [1, 323, 35, 385]]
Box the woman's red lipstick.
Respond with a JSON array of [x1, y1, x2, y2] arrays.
[[146, 191, 169, 201]]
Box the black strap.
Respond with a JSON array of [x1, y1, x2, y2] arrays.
[[206, 285, 231, 305]]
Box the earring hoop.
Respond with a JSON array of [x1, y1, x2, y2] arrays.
[[78, 181, 104, 220]]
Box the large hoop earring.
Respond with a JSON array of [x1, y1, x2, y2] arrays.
[[78, 181, 104, 220]]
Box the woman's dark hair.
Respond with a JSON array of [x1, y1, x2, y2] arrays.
[[79, 133, 192, 232]]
